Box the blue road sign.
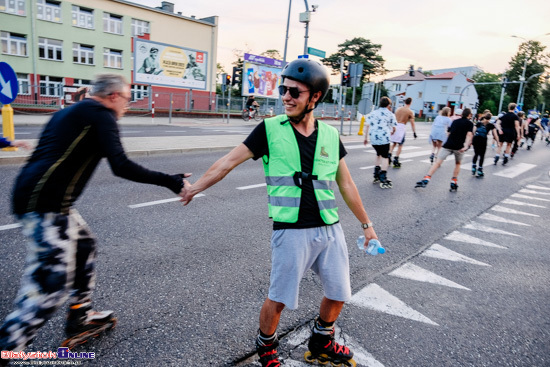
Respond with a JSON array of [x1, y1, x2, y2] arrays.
[[0, 62, 18, 105]]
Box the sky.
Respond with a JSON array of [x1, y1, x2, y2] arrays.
[[131, 0, 550, 81]]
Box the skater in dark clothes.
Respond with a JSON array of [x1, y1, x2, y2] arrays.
[[415, 108, 473, 191], [0, 74, 188, 363], [472, 113, 499, 177]]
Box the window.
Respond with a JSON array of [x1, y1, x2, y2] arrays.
[[131, 18, 150, 36], [1, 31, 27, 56], [103, 13, 122, 34], [441, 85, 448, 93], [71, 5, 94, 29], [418, 92, 423, 99], [73, 79, 91, 87], [392, 83, 401, 92], [131, 84, 149, 101], [17, 73, 30, 95], [39, 37, 62, 61], [39, 75, 63, 96], [73, 43, 94, 65], [37, 0, 62, 23], [454, 86, 461, 93], [104, 48, 122, 68], [0, 0, 26, 15]]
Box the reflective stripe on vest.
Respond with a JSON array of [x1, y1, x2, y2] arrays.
[[262, 115, 339, 224]]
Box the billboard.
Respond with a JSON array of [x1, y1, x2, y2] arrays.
[[242, 53, 284, 99], [133, 39, 208, 90]]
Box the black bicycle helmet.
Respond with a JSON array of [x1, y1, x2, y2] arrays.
[[281, 59, 330, 104]]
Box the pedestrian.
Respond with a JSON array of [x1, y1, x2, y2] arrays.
[[471, 113, 499, 177], [180, 59, 377, 367], [493, 103, 521, 165], [0, 74, 188, 362], [415, 108, 474, 191], [428, 107, 452, 163], [364, 96, 397, 188], [388, 97, 417, 168], [0, 137, 31, 150]]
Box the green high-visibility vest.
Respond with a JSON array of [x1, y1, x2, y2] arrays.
[[262, 115, 340, 224]]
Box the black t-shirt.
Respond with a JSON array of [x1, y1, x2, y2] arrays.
[[246, 98, 255, 107], [443, 118, 473, 150], [12, 99, 182, 215], [243, 120, 347, 230], [499, 112, 519, 130]]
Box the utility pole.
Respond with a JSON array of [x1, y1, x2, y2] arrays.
[[339, 57, 344, 134]]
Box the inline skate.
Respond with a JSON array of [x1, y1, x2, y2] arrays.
[[61, 302, 116, 349], [502, 155, 508, 166], [392, 156, 401, 168], [476, 167, 484, 178], [449, 177, 458, 192], [378, 170, 393, 189], [471, 164, 477, 175], [415, 175, 431, 188], [256, 335, 281, 367], [304, 323, 356, 366], [372, 165, 381, 184], [493, 155, 499, 165]]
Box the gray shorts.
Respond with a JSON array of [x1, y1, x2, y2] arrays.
[[437, 148, 464, 163], [268, 222, 352, 310]]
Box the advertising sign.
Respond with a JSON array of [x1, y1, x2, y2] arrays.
[[242, 53, 284, 99], [134, 39, 208, 90]]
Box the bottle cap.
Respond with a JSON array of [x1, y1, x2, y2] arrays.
[[378, 247, 386, 254]]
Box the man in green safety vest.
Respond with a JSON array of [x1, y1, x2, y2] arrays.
[[181, 59, 378, 367]]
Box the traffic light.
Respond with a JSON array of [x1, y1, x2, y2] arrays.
[[225, 74, 231, 85], [475, 102, 480, 109], [342, 72, 350, 87], [232, 67, 242, 86], [409, 65, 415, 77], [501, 77, 508, 90]]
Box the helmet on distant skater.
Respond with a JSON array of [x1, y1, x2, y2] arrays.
[[281, 59, 330, 106]]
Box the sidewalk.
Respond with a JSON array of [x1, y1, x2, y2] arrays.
[[1, 114, 368, 165]]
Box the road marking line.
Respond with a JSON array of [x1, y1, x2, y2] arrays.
[[422, 244, 490, 266], [389, 262, 470, 290], [236, 183, 266, 190], [350, 283, 439, 326], [501, 198, 546, 208], [164, 130, 187, 132], [520, 188, 550, 196], [0, 223, 22, 231], [359, 159, 413, 170], [491, 205, 540, 217], [493, 163, 536, 178], [128, 194, 204, 208], [511, 193, 550, 202], [444, 231, 507, 249], [478, 213, 530, 226], [526, 184, 550, 191], [399, 150, 434, 159], [463, 222, 520, 237]]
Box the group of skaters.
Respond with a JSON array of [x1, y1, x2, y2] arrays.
[[1, 58, 548, 366], [364, 97, 547, 192]]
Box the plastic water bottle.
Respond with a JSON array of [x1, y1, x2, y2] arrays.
[[357, 236, 386, 256]]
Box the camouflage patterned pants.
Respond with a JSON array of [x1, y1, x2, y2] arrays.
[[0, 209, 97, 352]]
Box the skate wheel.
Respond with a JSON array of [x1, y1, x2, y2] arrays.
[[304, 351, 316, 363]]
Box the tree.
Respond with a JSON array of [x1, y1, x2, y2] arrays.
[[472, 71, 508, 114], [506, 40, 549, 111], [541, 81, 550, 113], [322, 37, 385, 82], [261, 49, 282, 60]]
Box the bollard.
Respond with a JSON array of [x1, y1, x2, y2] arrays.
[[151, 100, 155, 123], [322, 109, 325, 118], [270, 107, 273, 116], [358, 115, 365, 136], [1, 104, 17, 151]]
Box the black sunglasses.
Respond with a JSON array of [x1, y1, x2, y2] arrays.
[[278, 85, 309, 99]]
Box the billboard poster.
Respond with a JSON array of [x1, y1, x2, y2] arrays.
[[242, 53, 284, 99], [134, 39, 208, 89]]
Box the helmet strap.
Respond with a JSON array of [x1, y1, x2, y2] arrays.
[[289, 94, 315, 124]]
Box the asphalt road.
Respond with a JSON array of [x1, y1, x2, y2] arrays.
[[0, 134, 549, 366]]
